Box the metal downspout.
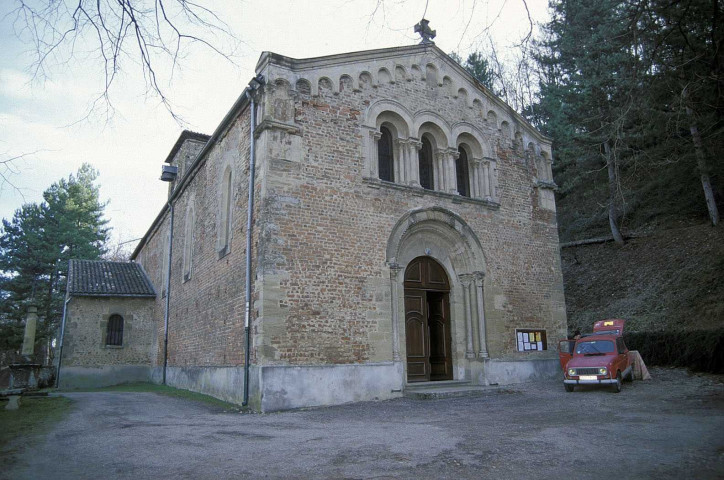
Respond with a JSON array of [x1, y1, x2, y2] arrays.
[[55, 295, 72, 388], [243, 85, 259, 407], [163, 201, 175, 385]]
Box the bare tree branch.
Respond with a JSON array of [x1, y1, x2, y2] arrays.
[[9, 0, 240, 122]]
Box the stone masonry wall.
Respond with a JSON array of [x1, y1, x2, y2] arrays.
[[63, 297, 155, 367], [135, 111, 253, 369], [253, 48, 566, 367]]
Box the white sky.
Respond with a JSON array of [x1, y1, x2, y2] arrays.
[[0, 0, 549, 251]]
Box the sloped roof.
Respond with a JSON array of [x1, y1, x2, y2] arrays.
[[67, 259, 156, 298]]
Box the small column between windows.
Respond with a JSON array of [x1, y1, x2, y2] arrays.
[[370, 131, 382, 178], [408, 139, 422, 187], [447, 148, 460, 195]]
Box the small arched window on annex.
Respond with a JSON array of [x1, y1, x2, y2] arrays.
[[218, 166, 233, 258], [182, 201, 195, 282], [106, 314, 124, 346]]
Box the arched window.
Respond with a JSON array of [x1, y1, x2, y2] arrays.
[[378, 127, 394, 182], [183, 204, 194, 282], [419, 137, 434, 190], [219, 167, 233, 256], [456, 147, 470, 197], [106, 314, 124, 346]]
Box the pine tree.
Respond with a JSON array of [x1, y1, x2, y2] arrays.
[[0, 164, 109, 355]]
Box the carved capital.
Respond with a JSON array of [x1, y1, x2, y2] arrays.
[[447, 148, 460, 160], [371, 131, 382, 141], [458, 273, 474, 287], [409, 140, 422, 151]]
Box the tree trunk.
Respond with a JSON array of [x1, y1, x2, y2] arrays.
[[684, 103, 720, 226], [603, 140, 625, 244]]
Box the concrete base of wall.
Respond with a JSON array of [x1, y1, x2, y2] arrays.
[[260, 361, 404, 412], [58, 359, 558, 410], [152, 366, 251, 406], [58, 365, 151, 389], [481, 358, 561, 385]]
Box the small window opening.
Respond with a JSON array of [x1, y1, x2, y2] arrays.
[[106, 314, 124, 346]]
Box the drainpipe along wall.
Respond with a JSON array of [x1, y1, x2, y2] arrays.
[[243, 84, 260, 407], [162, 201, 174, 385], [55, 294, 72, 388]]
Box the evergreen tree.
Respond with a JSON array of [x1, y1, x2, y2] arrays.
[[0, 164, 109, 355], [534, 0, 722, 240], [450, 51, 496, 92]]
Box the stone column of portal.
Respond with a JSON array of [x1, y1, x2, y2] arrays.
[[459, 275, 475, 359], [21, 305, 38, 356], [474, 272, 489, 358], [389, 263, 403, 362], [370, 131, 382, 178], [448, 149, 460, 195], [408, 140, 422, 187], [489, 160, 498, 200]]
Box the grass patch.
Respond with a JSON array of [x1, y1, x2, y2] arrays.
[[0, 396, 74, 454], [61, 382, 244, 412]]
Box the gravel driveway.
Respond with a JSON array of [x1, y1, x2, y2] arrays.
[[4, 368, 723, 479]]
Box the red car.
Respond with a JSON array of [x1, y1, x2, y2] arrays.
[[558, 319, 633, 393]]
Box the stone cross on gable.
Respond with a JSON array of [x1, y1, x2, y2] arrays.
[[414, 19, 436, 44]]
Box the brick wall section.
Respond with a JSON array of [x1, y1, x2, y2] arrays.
[[254, 51, 566, 365], [63, 297, 155, 366], [136, 111, 253, 368]]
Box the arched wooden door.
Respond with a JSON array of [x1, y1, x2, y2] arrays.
[[404, 257, 453, 382]]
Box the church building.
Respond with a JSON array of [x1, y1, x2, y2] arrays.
[[58, 29, 567, 412]]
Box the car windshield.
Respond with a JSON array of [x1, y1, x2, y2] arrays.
[[575, 340, 615, 355]]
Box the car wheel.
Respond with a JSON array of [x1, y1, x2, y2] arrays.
[[612, 372, 622, 393], [564, 384, 574, 393]]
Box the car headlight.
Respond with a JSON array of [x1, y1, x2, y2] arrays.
[[598, 367, 607, 375], [568, 368, 575, 376]]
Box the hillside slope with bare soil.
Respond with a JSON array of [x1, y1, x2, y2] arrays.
[[560, 224, 724, 333]]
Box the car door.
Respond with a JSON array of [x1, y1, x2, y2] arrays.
[[558, 339, 576, 371]]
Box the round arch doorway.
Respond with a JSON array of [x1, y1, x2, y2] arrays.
[[404, 256, 453, 382]]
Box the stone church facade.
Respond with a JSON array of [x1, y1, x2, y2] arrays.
[[60, 42, 566, 411]]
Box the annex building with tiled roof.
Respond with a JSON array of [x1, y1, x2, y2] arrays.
[[60, 31, 567, 410], [58, 260, 157, 387]]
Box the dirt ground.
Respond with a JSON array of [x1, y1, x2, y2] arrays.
[[3, 367, 723, 480]]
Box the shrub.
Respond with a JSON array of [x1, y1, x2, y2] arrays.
[[624, 329, 724, 374]]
